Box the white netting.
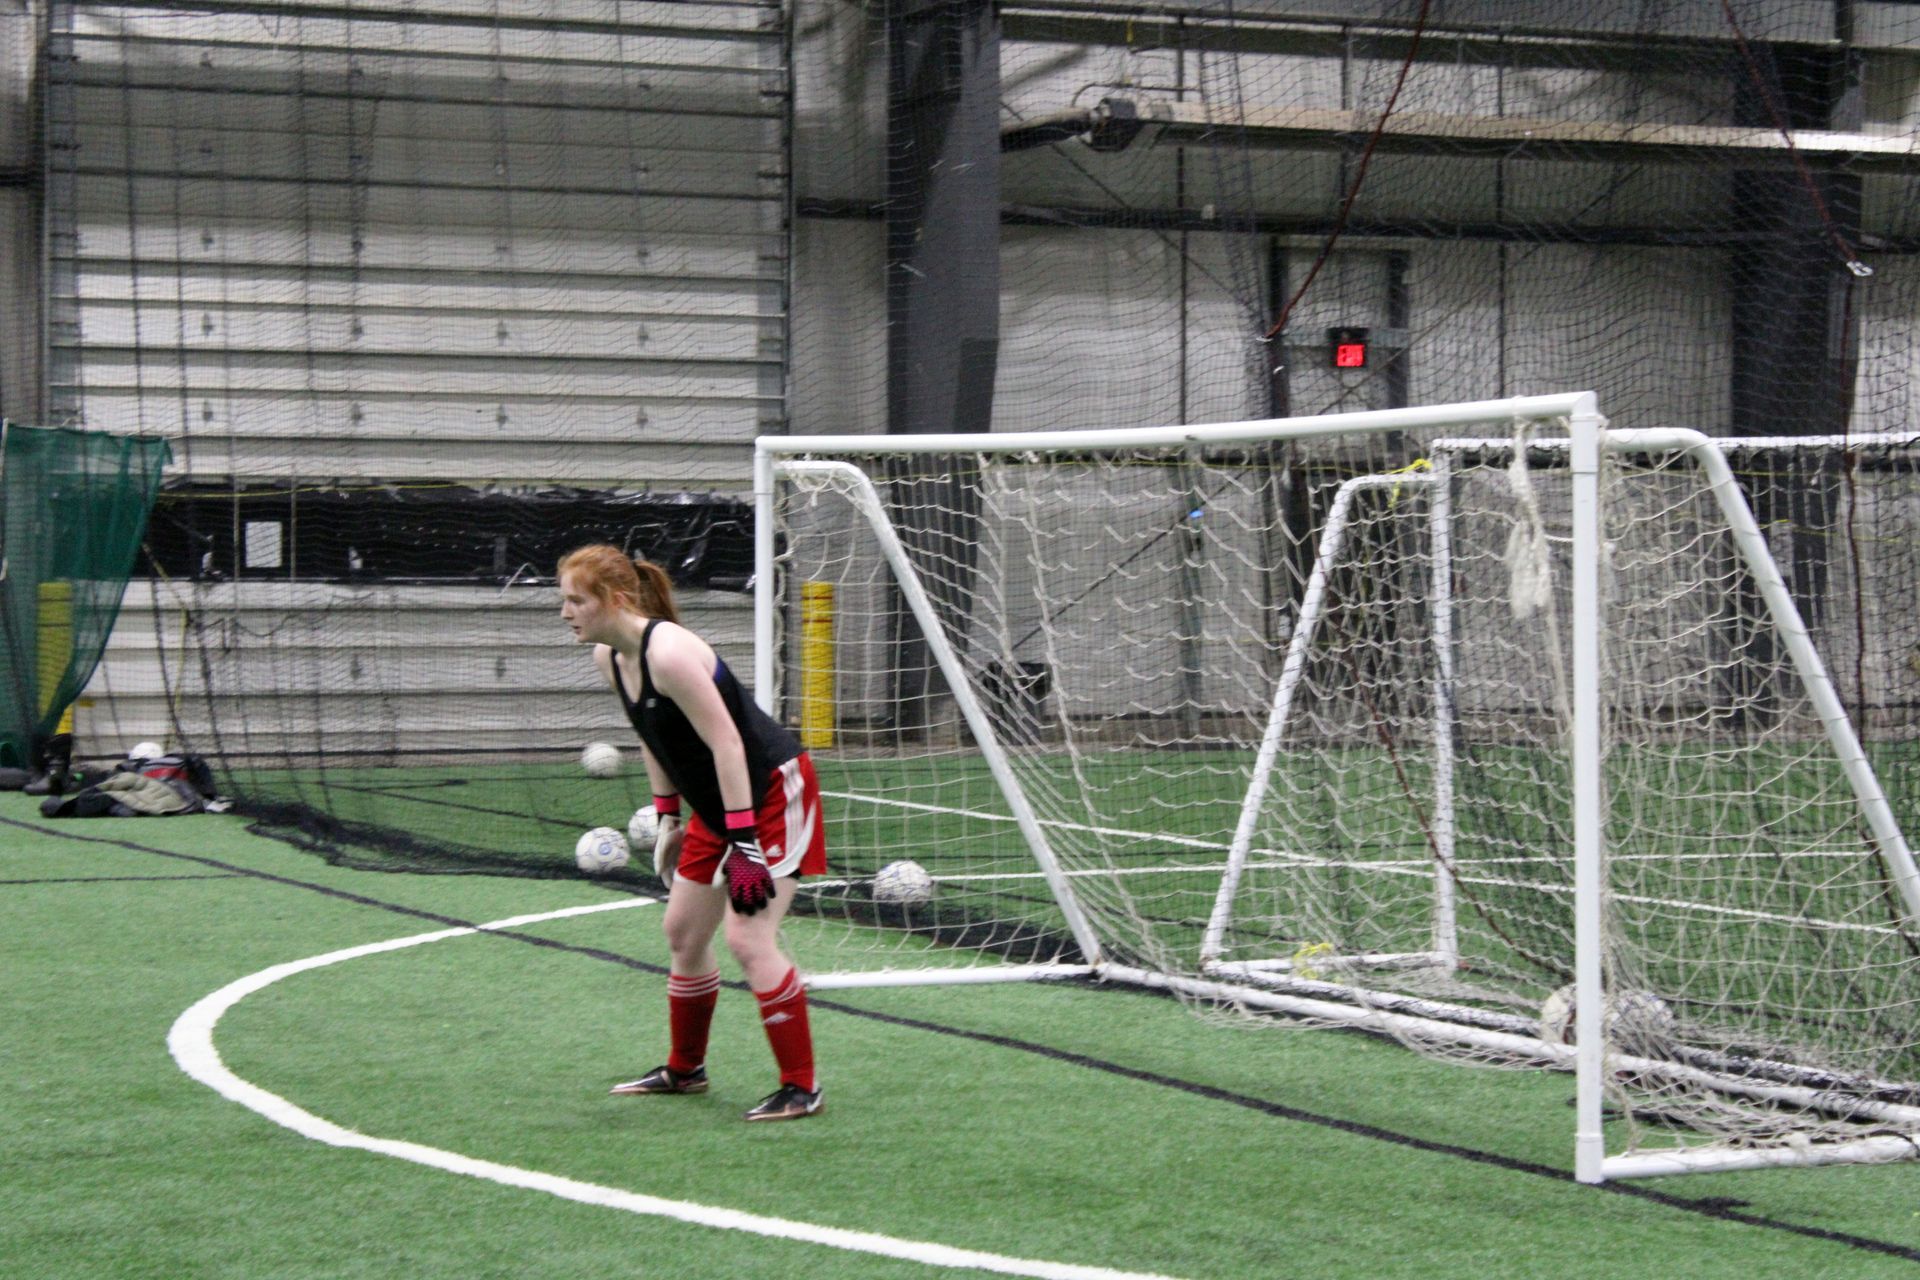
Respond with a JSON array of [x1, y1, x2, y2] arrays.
[[1588, 439, 1920, 1154], [1213, 432, 1920, 1158], [767, 424, 1920, 1165], [771, 447, 1290, 977]]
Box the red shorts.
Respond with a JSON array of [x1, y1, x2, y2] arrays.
[[675, 753, 827, 886]]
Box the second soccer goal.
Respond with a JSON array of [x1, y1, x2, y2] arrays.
[[753, 393, 1920, 1184]]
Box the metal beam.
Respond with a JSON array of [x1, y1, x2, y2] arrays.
[[1001, 11, 1742, 72], [883, 0, 1000, 735], [1002, 0, 1917, 53], [1115, 99, 1920, 172], [799, 198, 1920, 253], [60, 0, 777, 43]]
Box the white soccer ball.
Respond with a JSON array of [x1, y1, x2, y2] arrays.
[[574, 826, 631, 875], [1539, 986, 1576, 1043], [872, 858, 935, 906], [130, 741, 163, 760], [1539, 984, 1677, 1054], [580, 742, 622, 778], [627, 805, 659, 850]]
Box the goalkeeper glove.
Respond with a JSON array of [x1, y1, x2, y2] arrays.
[[656, 809, 687, 882], [723, 808, 773, 915]]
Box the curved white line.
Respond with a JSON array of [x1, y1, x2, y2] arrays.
[[168, 898, 1185, 1280]]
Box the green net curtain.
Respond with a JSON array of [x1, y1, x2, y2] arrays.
[[0, 422, 171, 768]]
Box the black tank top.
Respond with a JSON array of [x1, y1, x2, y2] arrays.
[[611, 619, 802, 833]]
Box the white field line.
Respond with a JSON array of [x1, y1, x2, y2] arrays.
[[909, 860, 1903, 940], [167, 897, 1187, 1280], [825, 787, 1869, 870], [820, 787, 1296, 860], [823, 791, 1896, 938]]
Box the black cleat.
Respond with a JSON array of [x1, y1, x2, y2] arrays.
[[610, 1064, 708, 1096], [743, 1082, 823, 1122]]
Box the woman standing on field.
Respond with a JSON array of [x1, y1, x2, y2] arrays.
[[558, 544, 826, 1122]]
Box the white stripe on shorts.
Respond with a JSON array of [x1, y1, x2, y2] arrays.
[[771, 756, 815, 878]]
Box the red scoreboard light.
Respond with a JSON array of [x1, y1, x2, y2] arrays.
[[1329, 326, 1370, 369]]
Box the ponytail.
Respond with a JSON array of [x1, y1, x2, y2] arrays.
[[632, 558, 681, 624]]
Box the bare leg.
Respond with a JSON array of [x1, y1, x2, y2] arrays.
[[722, 874, 801, 990], [661, 874, 727, 976], [727, 876, 818, 1105], [610, 876, 731, 1095]]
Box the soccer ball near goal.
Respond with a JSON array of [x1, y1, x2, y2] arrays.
[[580, 742, 622, 778], [627, 805, 658, 849], [1539, 984, 1677, 1055], [574, 826, 630, 875], [130, 741, 163, 760], [872, 859, 935, 906]]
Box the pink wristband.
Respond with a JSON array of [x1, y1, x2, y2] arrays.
[[724, 807, 756, 834], [654, 794, 681, 816]]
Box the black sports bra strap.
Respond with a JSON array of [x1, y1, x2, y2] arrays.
[[609, 646, 635, 705], [637, 618, 663, 697]]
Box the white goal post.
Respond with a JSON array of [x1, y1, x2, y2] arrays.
[[753, 394, 1920, 1183]]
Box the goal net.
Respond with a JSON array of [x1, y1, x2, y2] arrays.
[[758, 394, 1920, 1181]]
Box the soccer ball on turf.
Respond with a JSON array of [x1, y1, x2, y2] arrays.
[[1539, 983, 1677, 1055], [581, 742, 622, 778], [872, 858, 935, 906], [574, 826, 630, 875], [627, 805, 659, 849]]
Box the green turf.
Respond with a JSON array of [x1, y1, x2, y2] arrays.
[[4, 793, 1918, 1279], [200, 739, 1920, 1084]]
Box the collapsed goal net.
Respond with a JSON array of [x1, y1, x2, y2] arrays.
[[757, 394, 1920, 1182]]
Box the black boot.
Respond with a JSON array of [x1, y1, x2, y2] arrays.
[[24, 733, 73, 797]]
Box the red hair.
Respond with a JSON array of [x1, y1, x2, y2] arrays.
[[557, 544, 680, 623]]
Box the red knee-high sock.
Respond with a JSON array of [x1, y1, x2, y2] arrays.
[[665, 971, 721, 1075], [753, 967, 815, 1092]]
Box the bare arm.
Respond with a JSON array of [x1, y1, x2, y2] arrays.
[[644, 623, 754, 813], [638, 744, 675, 801], [644, 624, 775, 913]]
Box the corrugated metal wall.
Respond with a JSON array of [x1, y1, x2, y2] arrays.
[[46, 2, 1920, 755], [83, 582, 750, 758], [54, 0, 785, 756], [0, 3, 37, 427], [48, 1, 786, 483]]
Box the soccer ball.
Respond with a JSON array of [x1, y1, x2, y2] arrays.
[[581, 742, 622, 778], [627, 805, 659, 850], [872, 858, 935, 906], [130, 741, 163, 760], [1539, 983, 1677, 1054], [574, 826, 630, 875]]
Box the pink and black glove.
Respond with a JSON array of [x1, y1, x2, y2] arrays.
[[652, 794, 683, 885], [723, 808, 773, 915]]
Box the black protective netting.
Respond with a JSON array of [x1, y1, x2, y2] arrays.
[[21, 0, 1919, 887], [0, 422, 169, 770]]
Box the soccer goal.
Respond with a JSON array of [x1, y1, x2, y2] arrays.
[[753, 393, 1920, 1183]]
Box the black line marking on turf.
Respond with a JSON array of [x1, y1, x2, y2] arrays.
[[835, 993, 1920, 1260], [12, 813, 1914, 1268], [343, 772, 611, 792], [313, 780, 590, 830], [0, 873, 243, 885]]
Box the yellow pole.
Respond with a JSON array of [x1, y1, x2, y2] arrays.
[[799, 581, 835, 749], [38, 580, 75, 733]]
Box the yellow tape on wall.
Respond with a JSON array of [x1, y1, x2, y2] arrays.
[[799, 581, 834, 750], [38, 581, 75, 733]]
